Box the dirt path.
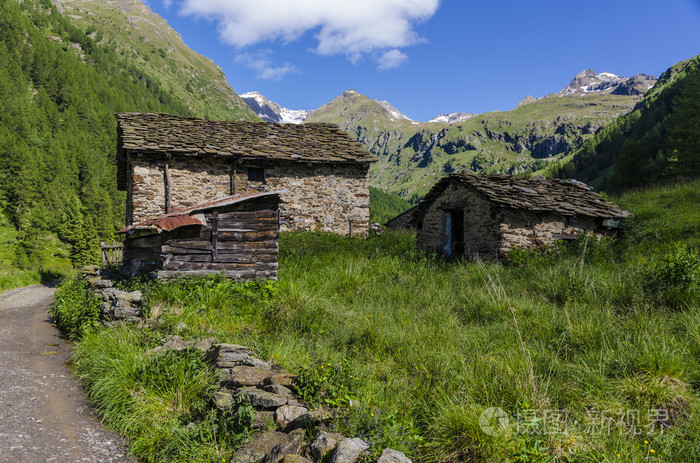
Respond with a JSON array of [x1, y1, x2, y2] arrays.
[[0, 285, 136, 463]]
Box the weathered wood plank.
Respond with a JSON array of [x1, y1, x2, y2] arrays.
[[166, 252, 278, 263], [217, 222, 277, 232], [163, 239, 211, 251], [162, 240, 277, 253], [157, 269, 278, 280], [217, 241, 277, 252], [211, 212, 219, 261], [162, 261, 278, 271], [215, 211, 277, 220], [218, 231, 278, 241]]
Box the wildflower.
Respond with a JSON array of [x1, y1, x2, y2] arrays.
[[644, 441, 649, 445], [650, 449, 655, 453]]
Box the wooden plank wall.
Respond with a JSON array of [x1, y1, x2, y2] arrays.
[[123, 234, 164, 271], [158, 197, 280, 280]]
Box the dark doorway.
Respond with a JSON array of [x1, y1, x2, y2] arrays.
[[447, 209, 464, 257]]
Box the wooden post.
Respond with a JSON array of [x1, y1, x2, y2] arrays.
[[164, 153, 172, 213], [230, 160, 237, 195], [101, 241, 107, 266], [348, 218, 353, 237], [211, 212, 218, 261]]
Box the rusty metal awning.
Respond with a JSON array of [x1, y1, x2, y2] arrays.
[[117, 190, 287, 235]]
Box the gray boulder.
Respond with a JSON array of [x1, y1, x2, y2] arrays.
[[231, 431, 288, 463], [275, 405, 308, 428], [239, 387, 289, 409], [330, 438, 369, 463], [211, 344, 271, 370], [286, 408, 333, 431], [281, 456, 311, 463], [310, 431, 343, 461], [261, 429, 305, 463], [229, 366, 277, 387], [378, 448, 412, 463]]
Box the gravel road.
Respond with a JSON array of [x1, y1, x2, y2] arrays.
[[0, 285, 136, 463]]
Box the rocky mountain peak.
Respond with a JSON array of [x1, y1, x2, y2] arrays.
[[240, 92, 310, 124], [560, 69, 657, 96]]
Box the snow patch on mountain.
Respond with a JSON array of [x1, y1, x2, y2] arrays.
[[377, 100, 412, 121], [428, 112, 477, 124], [241, 91, 311, 124]]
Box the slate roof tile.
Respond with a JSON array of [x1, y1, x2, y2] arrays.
[[116, 113, 375, 164], [413, 173, 630, 223]]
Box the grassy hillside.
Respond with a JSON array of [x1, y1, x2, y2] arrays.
[[0, 210, 73, 290], [58, 0, 258, 121], [0, 0, 261, 289], [307, 90, 641, 201], [54, 179, 700, 462], [369, 187, 412, 225], [551, 54, 700, 191]]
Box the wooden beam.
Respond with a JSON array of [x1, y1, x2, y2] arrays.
[[211, 212, 218, 261], [230, 160, 237, 195], [164, 153, 172, 213]]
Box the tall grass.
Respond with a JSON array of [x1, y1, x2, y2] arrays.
[[59, 180, 700, 462]]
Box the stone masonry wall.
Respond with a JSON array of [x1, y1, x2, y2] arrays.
[[498, 212, 603, 258], [233, 161, 370, 235], [127, 156, 371, 235], [130, 158, 166, 224], [417, 186, 501, 260], [129, 157, 232, 224], [169, 158, 231, 211]]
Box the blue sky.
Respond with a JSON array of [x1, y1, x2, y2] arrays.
[[149, 0, 700, 121]]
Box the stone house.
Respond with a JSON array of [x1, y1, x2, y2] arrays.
[[412, 173, 630, 260], [115, 113, 376, 235], [117, 191, 284, 280], [384, 206, 418, 231]]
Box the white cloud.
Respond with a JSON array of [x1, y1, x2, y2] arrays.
[[161, 0, 173, 9], [377, 49, 407, 70], [178, 0, 439, 68], [235, 50, 301, 80]]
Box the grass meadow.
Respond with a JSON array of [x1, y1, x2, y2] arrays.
[[0, 212, 74, 291], [54, 179, 700, 462]]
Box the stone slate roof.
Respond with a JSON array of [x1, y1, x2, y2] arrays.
[[116, 113, 375, 164], [413, 173, 630, 223], [118, 190, 286, 235]]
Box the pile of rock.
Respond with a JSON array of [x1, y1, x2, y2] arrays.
[[208, 344, 412, 463], [83, 265, 144, 322], [81, 266, 413, 462]]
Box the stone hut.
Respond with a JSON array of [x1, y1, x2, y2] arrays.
[[384, 206, 418, 231], [117, 191, 284, 280], [412, 173, 630, 260], [115, 113, 376, 235]]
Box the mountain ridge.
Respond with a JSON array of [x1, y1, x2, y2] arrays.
[[55, 0, 258, 121], [302, 82, 646, 200]]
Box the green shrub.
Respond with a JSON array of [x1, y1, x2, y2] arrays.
[[641, 244, 700, 308], [50, 275, 102, 339], [295, 355, 360, 408]]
